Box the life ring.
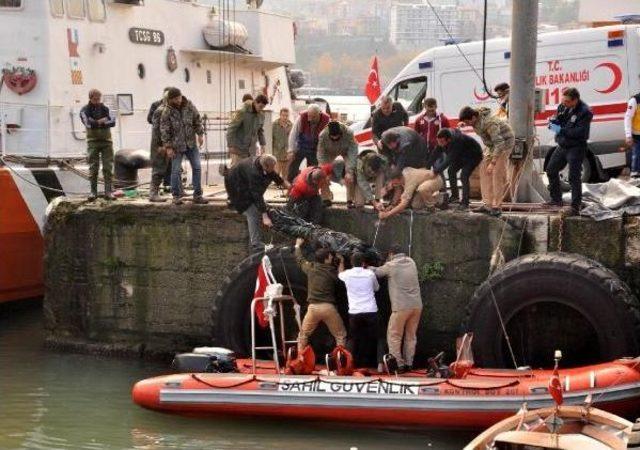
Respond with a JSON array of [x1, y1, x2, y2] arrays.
[[2, 70, 37, 95]]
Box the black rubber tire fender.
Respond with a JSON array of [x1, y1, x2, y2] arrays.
[[461, 252, 640, 368], [211, 246, 308, 356]]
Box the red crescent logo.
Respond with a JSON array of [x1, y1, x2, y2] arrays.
[[594, 62, 622, 94], [473, 86, 490, 101]]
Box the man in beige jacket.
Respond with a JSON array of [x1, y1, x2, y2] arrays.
[[374, 244, 423, 371]]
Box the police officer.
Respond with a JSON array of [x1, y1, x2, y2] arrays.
[[545, 87, 593, 215]]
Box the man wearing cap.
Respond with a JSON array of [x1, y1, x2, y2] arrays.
[[226, 94, 269, 167], [317, 120, 358, 206], [160, 87, 209, 205], [287, 164, 333, 224]]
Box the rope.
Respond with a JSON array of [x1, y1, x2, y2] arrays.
[[408, 209, 414, 257], [279, 249, 302, 329], [371, 219, 381, 248], [189, 370, 525, 391]]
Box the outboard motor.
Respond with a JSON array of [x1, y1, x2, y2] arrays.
[[171, 347, 238, 373], [113, 148, 151, 190]]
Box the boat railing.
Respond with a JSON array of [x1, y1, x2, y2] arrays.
[[250, 295, 300, 375]]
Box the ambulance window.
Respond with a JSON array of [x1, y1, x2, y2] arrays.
[[0, 0, 22, 9], [50, 0, 64, 16], [66, 0, 85, 19], [391, 77, 427, 115], [86, 0, 105, 22]]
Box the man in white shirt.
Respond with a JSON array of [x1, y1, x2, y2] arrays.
[[624, 93, 640, 177], [338, 252, 384, 368]]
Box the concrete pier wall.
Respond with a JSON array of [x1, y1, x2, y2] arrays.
[[43, 199, 640, 359]]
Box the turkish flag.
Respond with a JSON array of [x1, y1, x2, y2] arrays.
[[365, 56, 382, 104], [253, 256, 270, 328], [548, 365, 564, 406]]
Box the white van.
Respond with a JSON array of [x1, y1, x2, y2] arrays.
[[355, 24, 640, 183]]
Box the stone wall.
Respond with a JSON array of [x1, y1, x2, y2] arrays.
[[43, 198, 640, 359], [44, 200, 249, 358]]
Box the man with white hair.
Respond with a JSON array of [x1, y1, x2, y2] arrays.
[[371, 95, 409, 149], [287, 104, 330, 182], [224, 154, 290, 253]]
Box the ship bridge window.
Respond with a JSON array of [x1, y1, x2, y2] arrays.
[[0, 0, 23, 9], [87, 0, 105, 22], [65, 0, 85, 19], [50, 0, 64, 16]]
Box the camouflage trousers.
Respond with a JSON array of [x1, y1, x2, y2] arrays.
[[87, 140, 113, 194], [150, 146, 171, 188]]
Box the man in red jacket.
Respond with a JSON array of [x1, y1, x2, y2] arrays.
[[287, 164, 333, 224], [414, 98, 450, 151]]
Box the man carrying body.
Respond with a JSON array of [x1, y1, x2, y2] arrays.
[[378, 167, 443, 219], [338, 252, 383, 368], [295, 238, 347, 355], [433, 128, 483, 210], [371, 95, 409, 149], [317, 121, 358, 206], [414, 97, 451, 151], [79, 89, 116, 201], [287, 164, 332, 224], [160, 88, 209, 205], [458, 106, 514, 217], [380, 126, 429, 171], [287, 104, 330, 182], [546, 87, 593, 215], [272, 107, 293, 179], [226, 94, 269, 167], [224, 154, 289, 253], [374, 244, 422, 372]]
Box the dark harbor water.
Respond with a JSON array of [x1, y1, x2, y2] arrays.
[[0, 305, 473, 450]]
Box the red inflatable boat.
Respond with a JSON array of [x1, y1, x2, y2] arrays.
[[132, 354, 640, 428], [132, 296, 640, 429]]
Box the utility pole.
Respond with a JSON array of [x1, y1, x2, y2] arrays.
[[509, 0, 548, 203]]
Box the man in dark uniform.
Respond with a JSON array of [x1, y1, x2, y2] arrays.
[[433, 128, 483, 210], [545, 87, 593, 215]]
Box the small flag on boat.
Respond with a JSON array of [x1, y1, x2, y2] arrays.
[[365, 56, 381, 105], [548, 360, 563, 406], [253, 256, 271, 328]]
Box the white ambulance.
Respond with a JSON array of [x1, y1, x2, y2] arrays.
[[355, 24, 640, 183]]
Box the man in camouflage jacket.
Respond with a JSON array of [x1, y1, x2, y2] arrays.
[[160, 87, 208, 205]]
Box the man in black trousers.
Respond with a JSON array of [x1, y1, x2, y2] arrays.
[[432, 128, 483, 210], [545, 87, 593, 215]]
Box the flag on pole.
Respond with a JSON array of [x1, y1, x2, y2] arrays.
[[253, 256, 270, 328], [365, 56, 381, 105], [548, 363, 563, 406]]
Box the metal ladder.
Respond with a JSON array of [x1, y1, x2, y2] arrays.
[[250, 295, 300, 375]]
